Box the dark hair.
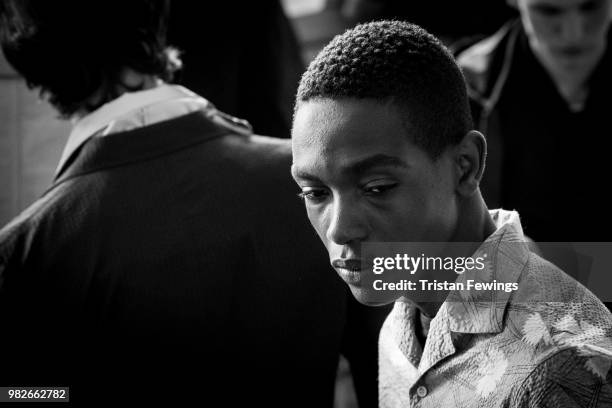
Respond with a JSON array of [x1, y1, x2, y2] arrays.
[[0, 0, 181, 117], [296, 20, 473, 158]]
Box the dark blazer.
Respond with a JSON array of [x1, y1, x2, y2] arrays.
[[457, 21, 612, 242], [0, 111, 387, 406]]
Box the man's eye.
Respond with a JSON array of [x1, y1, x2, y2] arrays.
[[364, 183, 397, 196], [297, 188, 329, 202]]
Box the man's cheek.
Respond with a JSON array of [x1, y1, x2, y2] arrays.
[[306, 213, 329, 246]]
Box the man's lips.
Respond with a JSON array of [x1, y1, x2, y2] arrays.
[[332, 259, 362, 271], [553, 45, 592, 57], [332, 259, 364, 285]]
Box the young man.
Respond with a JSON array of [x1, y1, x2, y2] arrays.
[[0, 1, 386, 405], [291, 20, 612, 407], [457, 0, 612, 242]]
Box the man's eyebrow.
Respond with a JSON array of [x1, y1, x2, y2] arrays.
[[344, 154, 409, 175], [291, 154, 408, 180], [291, 165, 321, 181], [531, 3, 562, 13]]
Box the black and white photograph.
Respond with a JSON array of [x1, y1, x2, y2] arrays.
[[0, 0, 611, 406]]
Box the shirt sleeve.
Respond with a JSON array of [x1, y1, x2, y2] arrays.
[[511, 347, 612, 408]]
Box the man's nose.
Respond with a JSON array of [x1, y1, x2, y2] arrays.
[[326, 197, 368, 245], [560, 12, 585, 42]]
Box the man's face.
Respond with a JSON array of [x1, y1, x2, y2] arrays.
[[291, 98, 459, 305], [516, 0, 611, 75]]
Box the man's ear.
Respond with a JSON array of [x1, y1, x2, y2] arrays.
[[454, 130, 487, 197]]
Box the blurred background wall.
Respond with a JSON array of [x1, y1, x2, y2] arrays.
[[0, 52, 70, 227]]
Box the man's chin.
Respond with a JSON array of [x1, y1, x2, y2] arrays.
[[348, 285, 396, 307]]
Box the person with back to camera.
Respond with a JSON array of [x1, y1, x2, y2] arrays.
[[0, 1, 388, 405], [291, 20, 612, 407]]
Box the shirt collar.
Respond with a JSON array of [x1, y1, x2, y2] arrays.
[[393, 209, 529, 340], [56, 84, 208, 176], [444, 209, 530, 334], [389, 210, 531, 377]]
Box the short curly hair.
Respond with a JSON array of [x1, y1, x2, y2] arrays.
[[0, 0, 180, 117], [296, 20, 473, 158]]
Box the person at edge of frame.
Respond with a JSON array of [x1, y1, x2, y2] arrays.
[[0, 1, 389, 405], [290, 20, 612, 407]]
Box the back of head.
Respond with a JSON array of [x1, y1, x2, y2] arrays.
[[0, 0, 180, 117], [296, 20, 473, 158]]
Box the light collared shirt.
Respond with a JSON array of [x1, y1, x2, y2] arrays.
[[379, 210, 612, 407], [56, 84, 250, 176]]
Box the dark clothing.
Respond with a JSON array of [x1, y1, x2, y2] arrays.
[[351, 0, 516, 41], [458, 21, 612, 242], [0, 111, 388, 406], [168, 0, 304, 138]]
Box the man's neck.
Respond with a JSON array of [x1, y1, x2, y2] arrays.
[[548, 67, 591, 112], [411, 194, 496, 318], [450, 194, 497, 244], [530, 42, 605, 112], [71, 70, 162, 123]]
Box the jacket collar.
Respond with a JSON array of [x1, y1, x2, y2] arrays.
[[57, 84, 206, 177], [458, 20, 522, 115], [48, 110, 243, 193], [444, 210, 529, 334], [459, 20, 612, 117]]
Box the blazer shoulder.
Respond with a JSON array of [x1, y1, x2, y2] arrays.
[[229, 133, 291, 160], [216, 133, 293, 177], [0, 183, 73, 271]]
